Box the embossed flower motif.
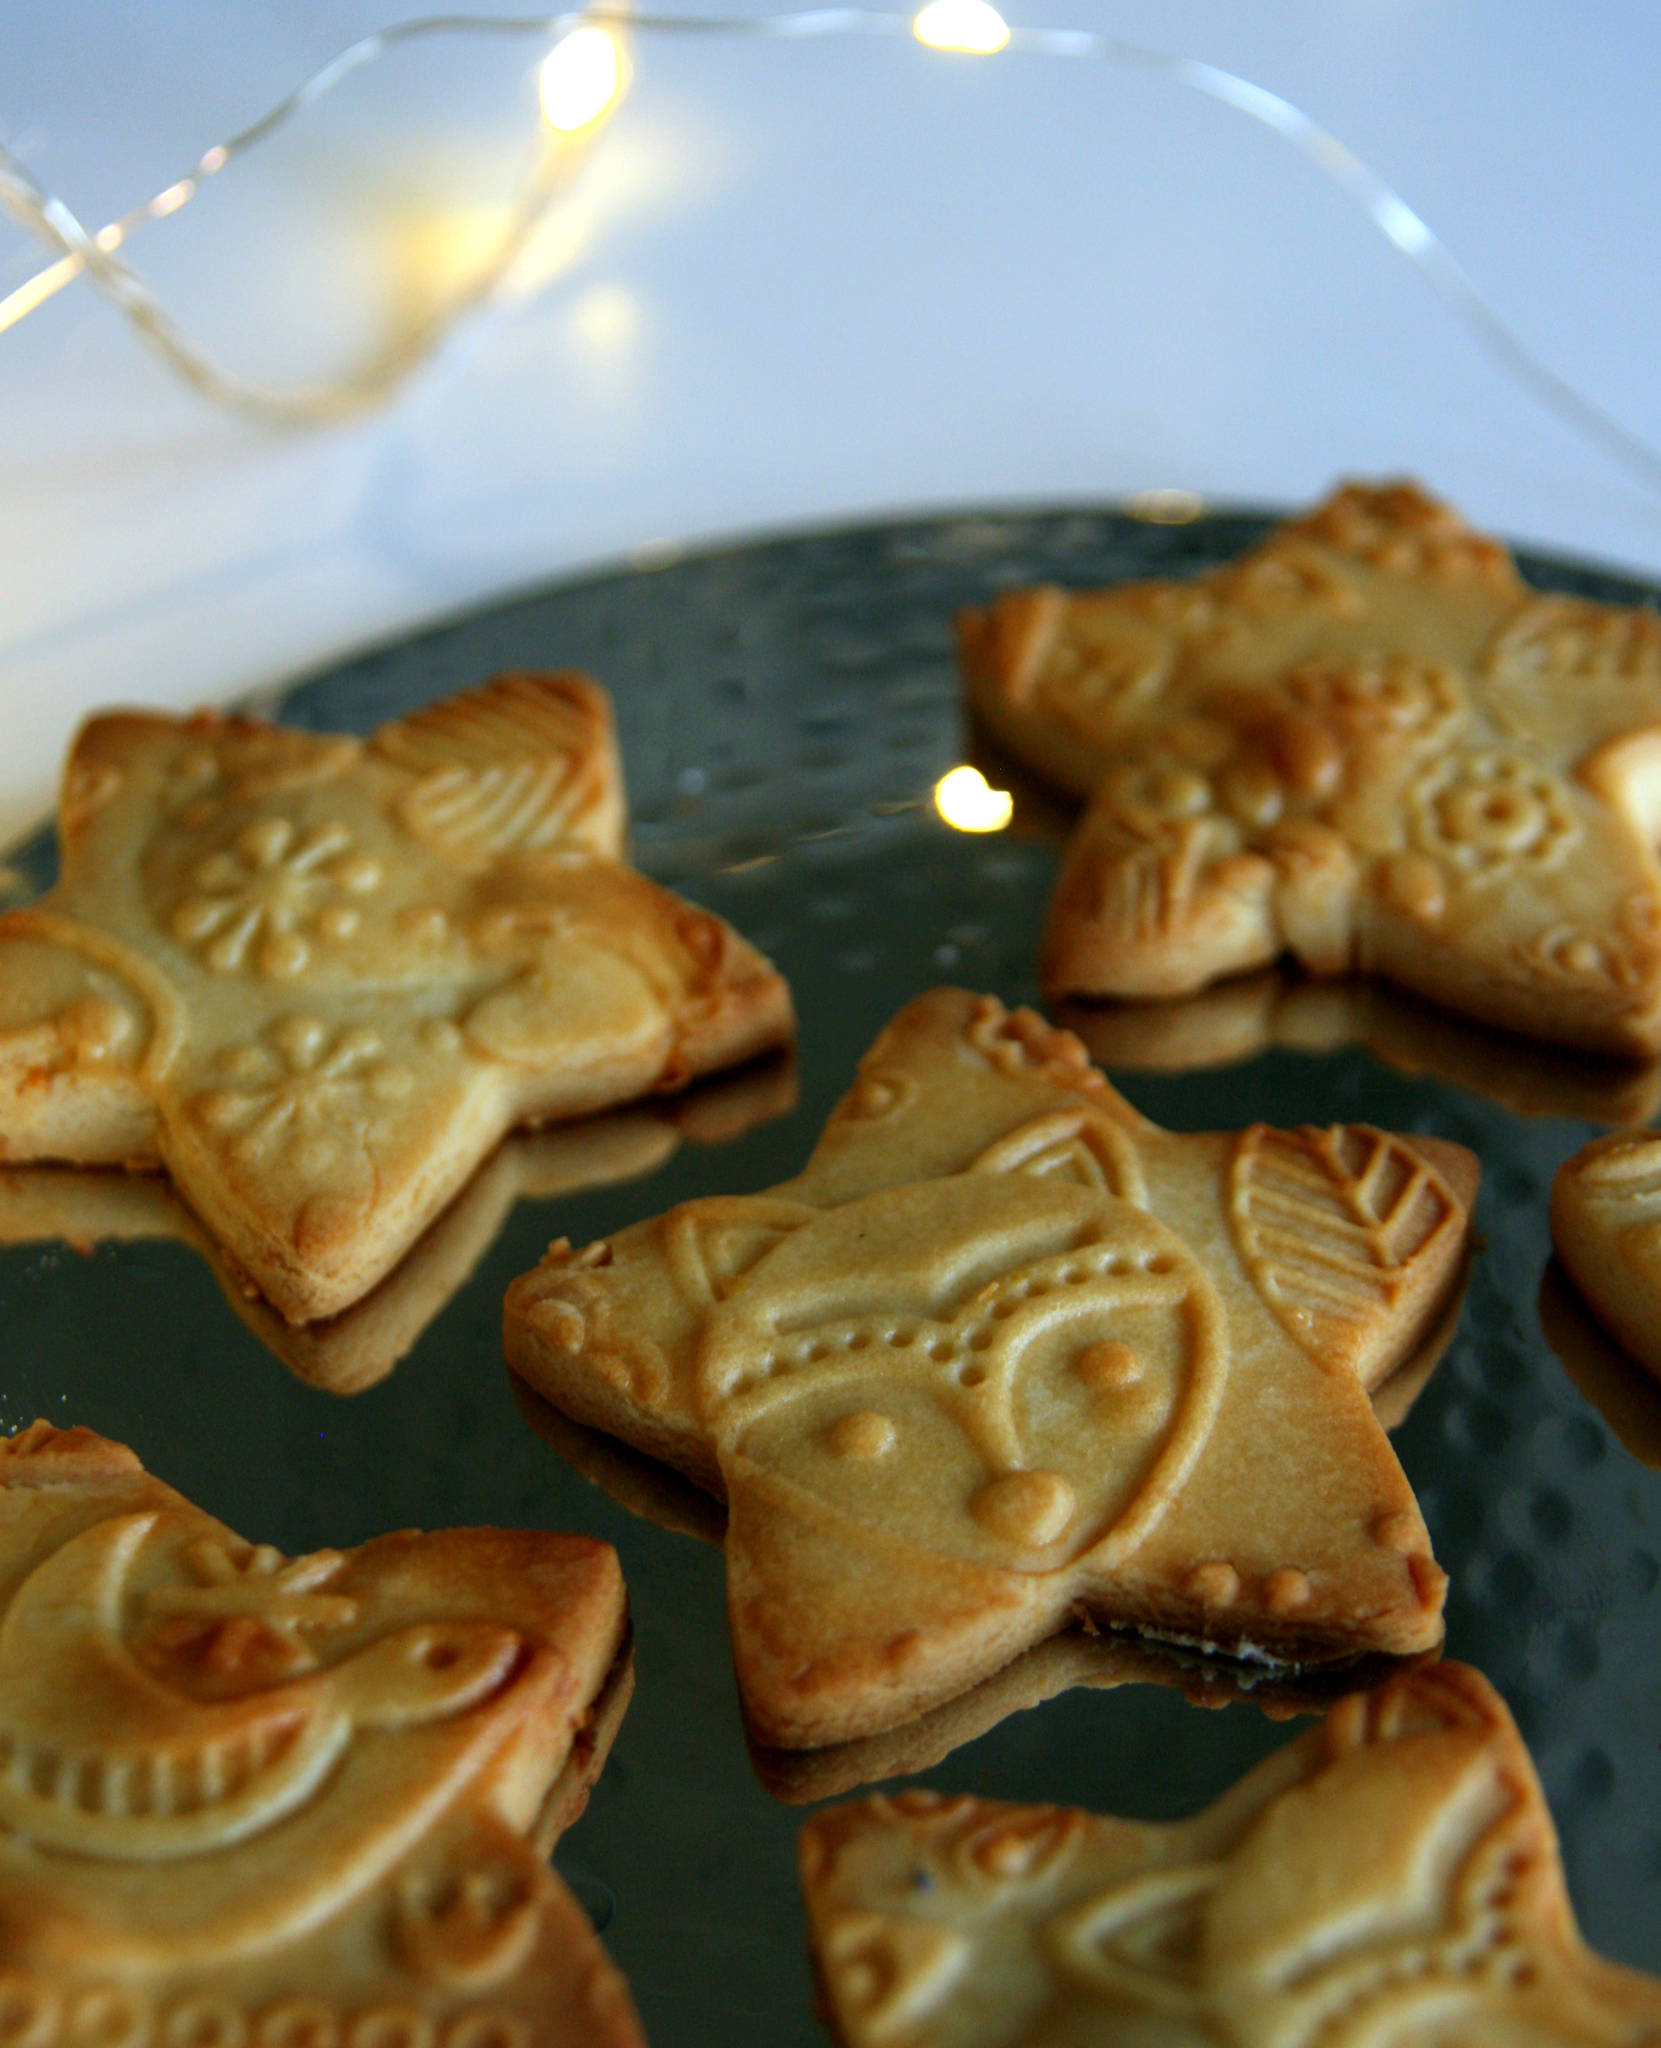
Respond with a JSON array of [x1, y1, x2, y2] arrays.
[[1408, 753, 1576, 878], [193, 1016, 415, 1177], [171, 815, 383, 979]]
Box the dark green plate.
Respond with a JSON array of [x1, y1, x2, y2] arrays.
[[4, 505, 1657, 2037]]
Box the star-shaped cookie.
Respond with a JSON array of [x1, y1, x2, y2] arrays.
[[959, 481, 1661, 1054], [505, 989, 1474, 1748], [799, 1661, 1661, 2048], [0, 673, 793, 1320], [1552, 1128, 1661, 1384], [0, 1420, 642, 2043]]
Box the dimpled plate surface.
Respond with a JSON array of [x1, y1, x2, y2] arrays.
[[1, 506, 1657, 2039]]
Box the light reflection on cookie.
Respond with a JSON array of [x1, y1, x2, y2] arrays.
[[1551, 1127, 1661, 1391]]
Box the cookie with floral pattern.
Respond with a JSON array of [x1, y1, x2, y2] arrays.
[[960, 480, 1661, 1055], [0, 673, 793, 1319]]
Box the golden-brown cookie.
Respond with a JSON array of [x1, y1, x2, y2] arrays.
[[1551, 1127, 1661, 1384], [960, 481, 1661, 1055], [0, 674, 793, 1321], [506, 989, 1473, 1748], [0, 1419, 643, 2043], [800, 1662, 1661, 2047]]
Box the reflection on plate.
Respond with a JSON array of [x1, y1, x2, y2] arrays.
[[1062, 974, 1659, 1127], [1538, 1258, 1661, 1469], [1371, 1253, 1469, 1434], [511, 1378, 729, 1548], [0, 1056, 794, 1395], [749, 1629, 1433, 1807]]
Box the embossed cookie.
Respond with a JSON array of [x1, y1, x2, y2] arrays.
[[1551, 1128, 1661, 1384], [800, 1662, 1661, 2048], [0, 1419, 642, 2043], [506, 989, 1473, 1748], [0, 674, 793, 1320], [959, 480, 1661, 1054]]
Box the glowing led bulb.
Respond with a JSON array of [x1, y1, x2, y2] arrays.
[[935, 765, 1014, 833], [913, 0, 1011, 55], [540, 26, 625, 133]]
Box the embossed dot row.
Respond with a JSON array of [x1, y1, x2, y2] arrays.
[[0, 1981, 529, 2048], [736, 1243, 1180, 1393]]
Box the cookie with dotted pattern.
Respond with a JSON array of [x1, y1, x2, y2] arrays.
[[0, 673, 793, 1320], [799, 1661, 1661, 2048], [959, 480, 1661, 1055], [505, 989, 1474, 1748], [0, 1419, 642, 2045]]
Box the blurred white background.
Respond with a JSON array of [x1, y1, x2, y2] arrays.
[[2, 1, 1660, 843]]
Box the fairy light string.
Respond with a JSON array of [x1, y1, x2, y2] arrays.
[[1, 1, 1658, 494]]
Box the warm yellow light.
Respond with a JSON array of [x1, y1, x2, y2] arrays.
[[0, 255, 81, 337], [914, 0, 1011, 55], [539, 27, 625, 133], [935, 765, 1014, 833], [569, 282, 640, 353], [1127, 487, 1205, 525], [149, 179, 195, 219]]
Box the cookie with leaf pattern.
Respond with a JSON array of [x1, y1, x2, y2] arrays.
[[506, 989, 1474, 1748], [800, 1662, 1661, 2048], [0, 673, 793, 1320], [960, 480, 1661, 1055], [0, 1420, 642, 2045]]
